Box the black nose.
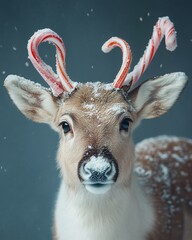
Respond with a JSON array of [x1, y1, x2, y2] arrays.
[[78, 147, 119, 183]]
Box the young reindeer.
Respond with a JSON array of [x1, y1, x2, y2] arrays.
[[4, 18, 192, 240]]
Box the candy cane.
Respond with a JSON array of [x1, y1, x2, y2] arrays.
[[28, 28, 75, 96], [123, 16, 177, 87], [102, 37, 132, 89]]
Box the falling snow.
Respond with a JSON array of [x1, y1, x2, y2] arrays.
[[0, 166, 7, 173], [25, 62, 29, 67], [139, 17, 143, 22], [12, 46, 17, 51], [86, 8, 94, 17]]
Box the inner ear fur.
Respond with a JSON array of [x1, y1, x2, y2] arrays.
[[127, 72, 188, 119], [4, 75, 60, 124]]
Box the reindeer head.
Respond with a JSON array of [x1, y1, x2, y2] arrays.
[[4, 21, 187, 195]]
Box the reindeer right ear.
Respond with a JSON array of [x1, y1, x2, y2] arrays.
[[4, 75, 59, 124], [128, 72, 188, 119]]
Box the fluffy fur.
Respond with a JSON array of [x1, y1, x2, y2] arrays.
[[54, 176, 155, 240]]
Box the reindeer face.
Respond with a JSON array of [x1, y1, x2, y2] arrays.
[[55, 83, 136, 194], [4, 71, 187, 195], [4, 24, 188, 195]]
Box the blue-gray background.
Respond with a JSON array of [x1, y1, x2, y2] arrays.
[[0, 0, 192, 239]]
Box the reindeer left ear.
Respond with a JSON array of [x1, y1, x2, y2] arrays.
[[128, 72, 188, 119], [4, 75, 59, 124]]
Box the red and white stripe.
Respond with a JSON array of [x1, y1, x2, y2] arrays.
[[28, 17, 177, 94], [28, 29, 75, 96], [123, 16, 177, 87], [102, 37, 132, 89]]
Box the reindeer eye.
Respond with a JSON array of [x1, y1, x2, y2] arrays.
[[61, 121, 71, 134], [120, 118, 132, 132]]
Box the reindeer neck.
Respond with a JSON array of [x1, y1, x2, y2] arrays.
[[55, 175, 155, 240]]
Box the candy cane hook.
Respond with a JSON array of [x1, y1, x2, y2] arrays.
[[102, 37, 132, 89], [28, 29, 75, 96], [124, 16, 177, 88]]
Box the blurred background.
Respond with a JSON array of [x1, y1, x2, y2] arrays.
[[0, 0, 191, 239]]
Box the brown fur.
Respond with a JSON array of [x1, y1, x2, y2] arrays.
[[55, 84, 136, 190], [135, 137, 192, 240]]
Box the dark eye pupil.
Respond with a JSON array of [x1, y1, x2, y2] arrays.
[[62, 121, 71, 134], [120, 118, 130, 132]]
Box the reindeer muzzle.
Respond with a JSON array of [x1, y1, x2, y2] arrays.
[[78, 148, 119, 194]]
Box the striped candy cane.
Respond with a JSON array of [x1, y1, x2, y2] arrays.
[[28, 29, 75, 96], [123, 16, 177, 87], [102, 37, 132, 89]]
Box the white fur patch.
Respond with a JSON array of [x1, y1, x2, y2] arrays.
[[55, 175, 155, 240]]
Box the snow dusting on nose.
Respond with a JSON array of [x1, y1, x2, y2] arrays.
[[85, 155, 111, 174]]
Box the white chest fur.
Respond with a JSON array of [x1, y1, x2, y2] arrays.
[[55, 176, 155, 240]]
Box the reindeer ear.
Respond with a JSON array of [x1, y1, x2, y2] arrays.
[[4, 75, 59, 124], [128, 72, 188, 119]]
